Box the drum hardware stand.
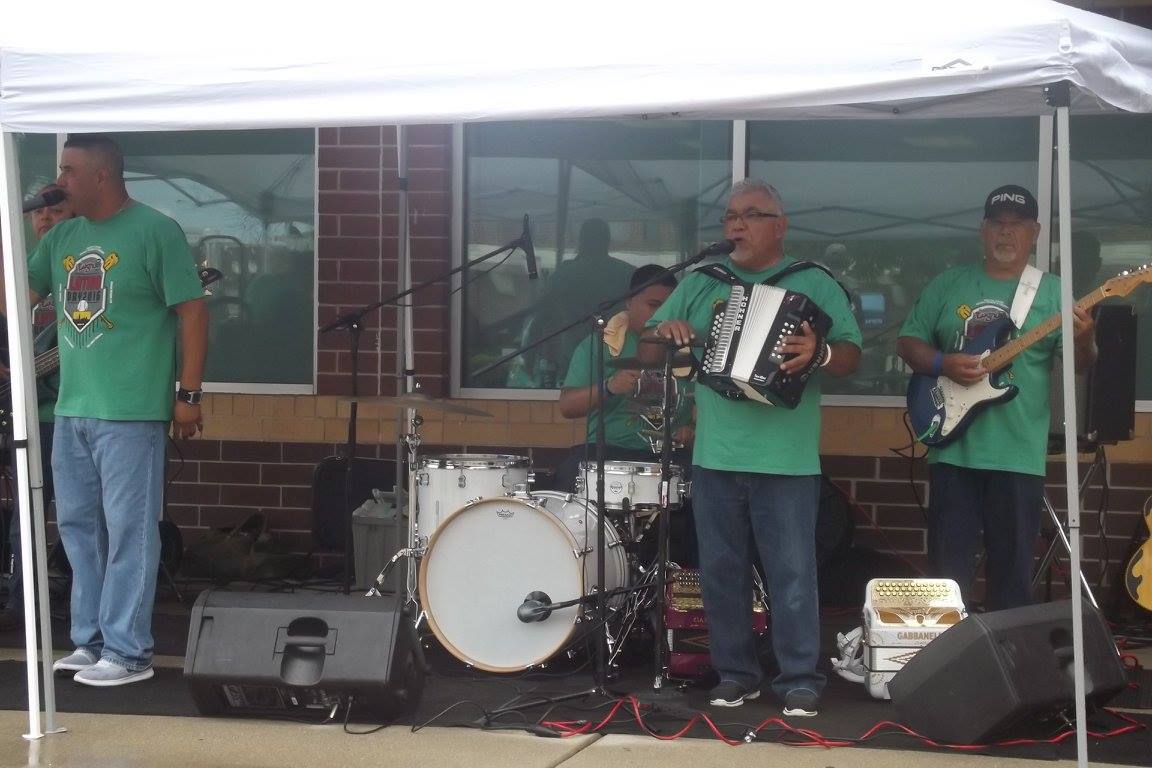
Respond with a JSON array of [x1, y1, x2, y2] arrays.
[[1033, 450, 1103, 609], [623, 339, 690, 705]]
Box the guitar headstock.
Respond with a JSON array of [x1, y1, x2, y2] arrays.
[[1099, 264, 1152, 300]]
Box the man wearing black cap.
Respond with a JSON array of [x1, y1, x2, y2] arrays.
[[897, 185, 1096, 611]]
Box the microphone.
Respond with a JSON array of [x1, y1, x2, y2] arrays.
[[697, 239, 736, 258], [517, 591, 552, 623], [22, 188, 66, 214], [520, 214, 538, 280]]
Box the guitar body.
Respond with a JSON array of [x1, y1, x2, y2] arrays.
[[907, 317, 1019, 447], [1125, 500, 1152, 612]]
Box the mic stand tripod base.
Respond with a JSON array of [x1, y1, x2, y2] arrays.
[[618, 683, 691, 712]]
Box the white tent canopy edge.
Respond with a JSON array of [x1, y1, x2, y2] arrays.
[[1, 1, 1151, 762]]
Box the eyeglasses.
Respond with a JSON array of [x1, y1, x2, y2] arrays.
[[721, 210, 780, 225]]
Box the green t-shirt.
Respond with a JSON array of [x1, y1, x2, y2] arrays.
[[27, 203, 203, 422], [648, 256, 861, 475], [899, 263, 1062, 476], [562, 331, 694, 451]]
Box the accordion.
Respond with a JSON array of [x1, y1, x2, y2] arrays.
[[699, 282, 832, 408]]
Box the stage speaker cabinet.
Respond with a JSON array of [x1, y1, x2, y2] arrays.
[[1085, 304, 1137, 444], [888, 600, 1126, 744], [184, 590, 425, 722]]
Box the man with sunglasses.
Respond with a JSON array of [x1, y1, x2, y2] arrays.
[[642, 178, 861, 716]]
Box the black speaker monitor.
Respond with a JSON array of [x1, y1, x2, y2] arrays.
[[888, 600, 1126, 744], [184, 590, 424, 722], [1085, 304, 1137, 444]]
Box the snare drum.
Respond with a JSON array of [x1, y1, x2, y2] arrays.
[[415, 454, 529, 541], [577, 460, 683, 510], [419, 491, 628, 672]]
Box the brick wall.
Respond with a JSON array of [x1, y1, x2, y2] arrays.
[[315, 125, 453, 399]]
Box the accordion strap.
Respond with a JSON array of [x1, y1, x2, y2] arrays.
[[694, 260, 851, 300]]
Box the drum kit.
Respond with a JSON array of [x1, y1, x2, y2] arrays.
[[354, 355, 692, 682]]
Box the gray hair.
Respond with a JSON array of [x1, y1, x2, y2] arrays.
[[729, 178, 784, 211]]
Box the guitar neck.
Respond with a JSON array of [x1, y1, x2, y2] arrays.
[[0, 348, 61, 398], [982, 289, 1104, 372]]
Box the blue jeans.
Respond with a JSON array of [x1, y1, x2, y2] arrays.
[[928, 463, 1044, 612], [691, 467, 824, 699], [3, 421, 55, 616], [53, 417, 166, 671]]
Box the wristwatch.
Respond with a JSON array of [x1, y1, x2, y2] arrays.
[[176, 387, 204, 405]]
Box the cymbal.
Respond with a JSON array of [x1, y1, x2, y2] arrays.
[[606, 353, 697, 370], [338, 393, 492, 417]]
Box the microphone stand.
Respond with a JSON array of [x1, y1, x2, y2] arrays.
[[472, 242, 727, 693], [320, 232, 532, 595]]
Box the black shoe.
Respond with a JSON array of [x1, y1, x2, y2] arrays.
[[782, 688, 820, 717], [708, 680, 760, 707]]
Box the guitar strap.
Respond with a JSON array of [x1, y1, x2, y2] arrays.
[[1009, 264, 1043, 329]]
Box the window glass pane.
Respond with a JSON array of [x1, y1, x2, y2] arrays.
[[748, 118, 1038, 396], [114, 130, 316, 386], [461, 121, 732, 389], [15, 133, 59, 243], [1066, 114, 1152, 401]]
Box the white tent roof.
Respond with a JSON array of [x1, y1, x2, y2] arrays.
[[2, 0, 1151, 133]]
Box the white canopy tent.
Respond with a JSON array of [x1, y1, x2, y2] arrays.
[[2, 1, 1151, 761]]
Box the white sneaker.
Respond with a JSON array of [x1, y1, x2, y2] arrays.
[[52, 648, 99, 674], [73, 659, 154, 687]]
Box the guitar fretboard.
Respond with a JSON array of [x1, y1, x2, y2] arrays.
[[981, 288, 1108, 372]]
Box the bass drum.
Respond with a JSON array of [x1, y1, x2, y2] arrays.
[[419, 491, 627, 673]]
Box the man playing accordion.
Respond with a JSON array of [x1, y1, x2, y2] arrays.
[[642, 179, 861, 715]]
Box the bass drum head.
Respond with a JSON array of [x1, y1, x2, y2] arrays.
[[419, 497, 584, 673]]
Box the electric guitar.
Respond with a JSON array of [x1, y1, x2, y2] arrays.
[[1126, 495, 1152, 612], [907, 264, 1152, 447], [0, 267, 222, 428]]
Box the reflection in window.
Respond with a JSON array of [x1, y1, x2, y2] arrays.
[[460, 121, 732, 390], [748, 119, 1039, 397], [115, 130, 316, 387], [1066, 114, 1152, 401]]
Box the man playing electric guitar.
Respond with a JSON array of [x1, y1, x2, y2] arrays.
[[896, 185, 1096, 611]]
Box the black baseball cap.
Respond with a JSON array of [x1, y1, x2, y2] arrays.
[[984, 185, 1039, 221]]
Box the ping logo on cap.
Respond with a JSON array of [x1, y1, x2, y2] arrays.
[[991, 192, 1027, 206]]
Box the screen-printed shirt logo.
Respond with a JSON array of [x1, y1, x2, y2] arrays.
[[62, 248, 117, 334]]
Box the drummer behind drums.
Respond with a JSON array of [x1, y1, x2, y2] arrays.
[[555, 264, 697, 561]]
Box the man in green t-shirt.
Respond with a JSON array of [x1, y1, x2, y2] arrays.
[[897, 185, 1096, 612], [20, 135, 208, 687], [644, 179, 862, 716]]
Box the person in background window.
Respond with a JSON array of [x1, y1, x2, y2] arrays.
[[522, 218, 635, 387], [643, 179, 862, 716], [897, 185, 1096, 613], [17, 134, 208, 686], [0, 184, 73, 632]]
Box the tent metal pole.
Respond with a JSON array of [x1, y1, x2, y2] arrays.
[[0, 130, 60, 738], [731, 120, 747, 182], [1036, 114, 1054, 270], [1054, 102, 1089, 768], [396, 125, 417, 602]]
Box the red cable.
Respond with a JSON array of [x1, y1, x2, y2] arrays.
[[541, 696, 1145, 750]]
